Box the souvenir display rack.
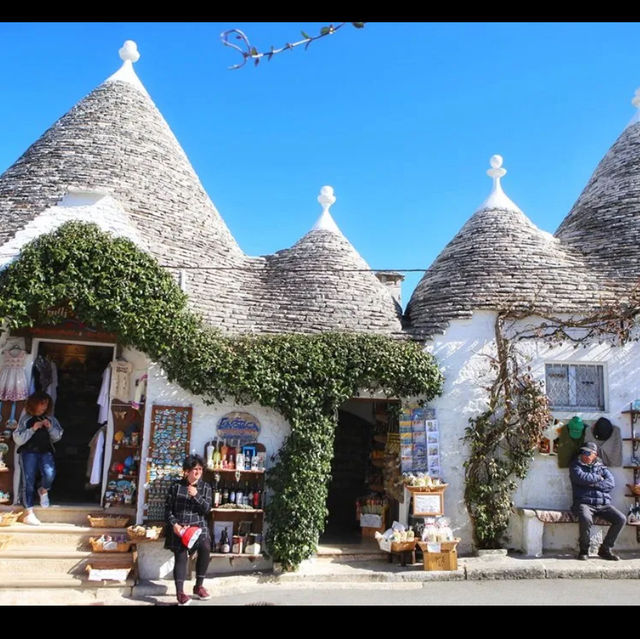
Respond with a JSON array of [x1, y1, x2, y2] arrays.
[[143, 405, 192, 522], [205, 467, 266, 557], [621, 406, 640, 542], [104, 400, 144, 508], [0, 433, 15, 505]]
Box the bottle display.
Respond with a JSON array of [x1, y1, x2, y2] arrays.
[[204, 438, 267, 556]]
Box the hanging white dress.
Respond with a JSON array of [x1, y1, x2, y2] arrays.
[[0, 348, 29, 401], [97, 365, 111, 424]]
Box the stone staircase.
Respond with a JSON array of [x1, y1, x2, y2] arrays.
[[0, 505, 136, 605]]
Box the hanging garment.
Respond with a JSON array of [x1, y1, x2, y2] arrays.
[[97, 365, 111, 424], [132, 373, 147, 409], [557, 423, 586, 468], [0, 347, 29, 402], [584, 419, 623, 467], [46, 361, 58, 405], [110, 360, 132, 403], [32, 355, 53, 393], [87, 426, 106, 486]]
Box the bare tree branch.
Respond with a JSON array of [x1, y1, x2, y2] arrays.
[[221, 23, 366, 70]]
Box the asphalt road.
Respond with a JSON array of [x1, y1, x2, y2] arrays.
[[142, 579, 640, 606]]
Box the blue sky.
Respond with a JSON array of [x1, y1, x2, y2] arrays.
[[1, 22, 638, 306]]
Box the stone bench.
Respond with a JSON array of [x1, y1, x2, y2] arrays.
[[514, 507, 614, 557]]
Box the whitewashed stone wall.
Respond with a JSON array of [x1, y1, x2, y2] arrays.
[[425, 311, 497, 554], [134, 357, 291, 523], [425, 311, 640, 553]]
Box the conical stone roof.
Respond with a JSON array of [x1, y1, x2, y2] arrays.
[[260, 187, 404, 336], [555, 115, 640, 290], [406, 156, 614, 338], [0, 46, 405, 338]]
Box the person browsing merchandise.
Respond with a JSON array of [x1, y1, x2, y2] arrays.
[[13, 391, 63, 526], [570, 441, 626, 561]]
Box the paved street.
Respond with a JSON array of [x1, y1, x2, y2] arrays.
[[132, 579, 640, 606]]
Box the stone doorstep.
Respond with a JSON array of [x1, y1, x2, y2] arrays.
[[0, 552, 134, 578], [0, 524, 131, 551]]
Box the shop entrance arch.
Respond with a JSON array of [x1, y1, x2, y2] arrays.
[[32, 338, 115, 504], [320, 398, 400, 545]]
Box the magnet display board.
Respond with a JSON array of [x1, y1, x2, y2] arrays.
[[143, 405, 192, 522]]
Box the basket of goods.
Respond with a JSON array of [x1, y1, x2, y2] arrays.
[[402, 473, 447, 492], [417, 517, 460, 571], [627, 483, 640, 496], [0, 510, 22, 527], [86, 562, 132, 582], [90, 534, 133, 552], [87, 514, 131, 528], [126, 525, 163, 541], [375, 524, 417, 553]]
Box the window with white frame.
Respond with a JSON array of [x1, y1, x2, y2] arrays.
[[545, 364, 605, 411]]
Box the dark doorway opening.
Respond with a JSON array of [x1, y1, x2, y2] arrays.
[[321, 399, 399, 544], [35, 341, 114, 504]]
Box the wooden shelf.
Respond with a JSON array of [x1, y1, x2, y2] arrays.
[[623, 466, 640, 470], [210, 553, 263, 559], [108, 473, 137, 480], [624, 494, 640, 498], [0, 470, 10, 474], [205, 469, 265, 474], [211, 508, 263, 514], [623, 438, 640, 442], [114, 445, 140, 450]]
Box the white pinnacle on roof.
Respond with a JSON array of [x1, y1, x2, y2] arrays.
[[626, 87, 640, 129], [104, 40, 148, 96], [311, 185, 344, 235], [476, 154, 523, 214]]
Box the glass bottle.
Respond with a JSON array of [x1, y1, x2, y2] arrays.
[[235, 481, 244, 506], [220, 439, 229, 469], [220, 529, 230, 554], [222, 482, 229, 505], [213, 478, 221, 508], [213, 439, 221, 469]]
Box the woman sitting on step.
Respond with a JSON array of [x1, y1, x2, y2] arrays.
[[13, 391, 63, 526]]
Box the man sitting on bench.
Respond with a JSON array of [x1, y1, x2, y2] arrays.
[[570, 441, 626, 561]]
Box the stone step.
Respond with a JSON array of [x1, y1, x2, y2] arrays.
[[0, 524, 131, 551], [0, 504, 135, 527], [0, 549, 134, 578], [315, 543, 388, 563], [0, 577, 135, 605]]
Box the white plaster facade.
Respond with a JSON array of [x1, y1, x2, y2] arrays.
[[425, 310, 640, 554]]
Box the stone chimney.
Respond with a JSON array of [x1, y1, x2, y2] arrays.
[[374, 271, 404, 307]]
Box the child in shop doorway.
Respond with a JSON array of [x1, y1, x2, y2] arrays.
[[13, 391, 63, 525]]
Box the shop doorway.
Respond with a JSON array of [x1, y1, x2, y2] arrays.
[[34, 341, 114, 504], [321, 399, 399, 544]]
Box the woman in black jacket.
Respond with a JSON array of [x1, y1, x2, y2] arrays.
[[165, 454, 212, 605]]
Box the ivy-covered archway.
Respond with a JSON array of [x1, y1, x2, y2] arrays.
[[0, 222, 444, 568]]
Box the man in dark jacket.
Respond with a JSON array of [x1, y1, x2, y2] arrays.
[[570, 441, 626, 561]]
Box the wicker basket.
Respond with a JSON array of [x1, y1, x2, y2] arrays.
[[0, 511, 22, 527], [89, 537, 133, 553], [126, 525, 163, 541], [87, 515, 131, 528], [389, 540, 417, 553]]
